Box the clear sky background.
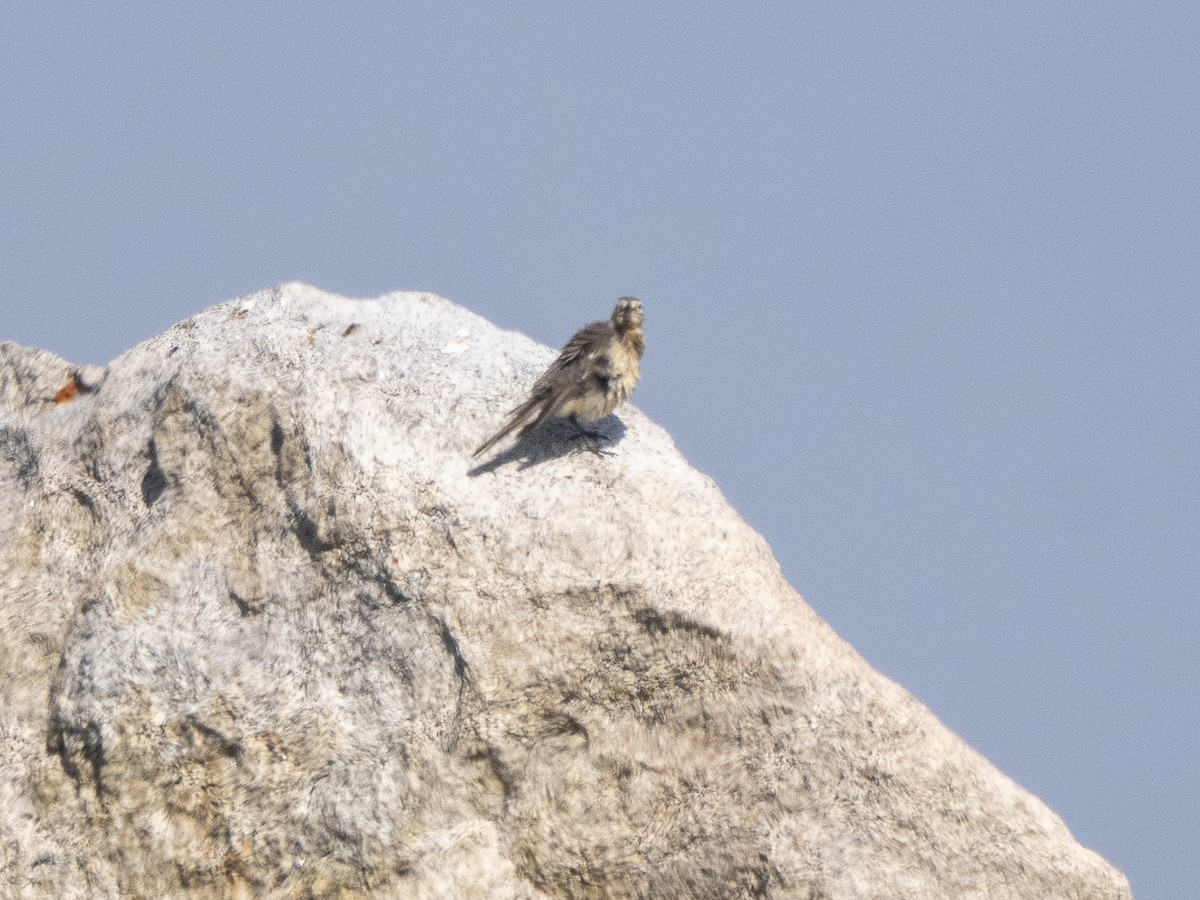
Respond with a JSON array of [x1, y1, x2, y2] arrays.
[[3, 5, 1195, 896]]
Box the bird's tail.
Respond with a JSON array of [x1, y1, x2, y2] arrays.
[[472, 392, 547, 458]]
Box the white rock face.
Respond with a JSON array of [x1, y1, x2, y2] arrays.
[[0, 284, 1129, 898]]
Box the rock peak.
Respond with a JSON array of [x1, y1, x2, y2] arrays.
[[0, 284, 1129, 898]]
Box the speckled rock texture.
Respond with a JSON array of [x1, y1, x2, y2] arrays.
[[0, 284, 1129, 898]]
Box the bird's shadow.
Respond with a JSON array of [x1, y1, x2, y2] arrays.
[[467, 415, 628, 476]]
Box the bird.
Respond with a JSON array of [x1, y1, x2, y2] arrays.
[[473, 297, 645, 458]]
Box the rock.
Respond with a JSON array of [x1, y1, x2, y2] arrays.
[[0, 283, 1129, 898]]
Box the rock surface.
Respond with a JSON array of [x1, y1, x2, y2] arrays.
[[0, 283, 1129, 898]]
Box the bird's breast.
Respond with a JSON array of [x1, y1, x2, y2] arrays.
[[561, 336, 640, 422], [605, 335, 641, 405]]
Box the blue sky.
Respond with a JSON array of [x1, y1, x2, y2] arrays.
[[3, 5, 1196, 896]]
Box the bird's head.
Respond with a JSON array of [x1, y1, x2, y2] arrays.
[[611, 296, 644, 332]]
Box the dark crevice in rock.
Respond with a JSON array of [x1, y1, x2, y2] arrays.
[[228, 589, 260, 617], [435, 616, 470, 684], [184, 716, 244, 763], [270, 419, 285, 488], [141, 439, 167, 507], [68, 486, 99, 518], [0, 425, 38, 487], [540, 710, 589, 747], [270, 414, 314, 491], [465, 743, 515, 801], [289, 503, 334, 556], [48, 720, 107, 800], [633, 607, 725, 643]]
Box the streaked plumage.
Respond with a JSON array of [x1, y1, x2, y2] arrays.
[[473, 297, 645, 457]]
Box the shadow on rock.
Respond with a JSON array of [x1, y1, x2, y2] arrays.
[[467, 415, 628, 475]]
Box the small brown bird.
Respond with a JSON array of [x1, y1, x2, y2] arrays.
[[473, 297, 645, 457]]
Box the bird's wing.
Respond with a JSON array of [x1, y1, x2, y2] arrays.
[[529, 321, 611, 393], [472, 321, 612, 458]]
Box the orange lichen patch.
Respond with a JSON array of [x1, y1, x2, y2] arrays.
[[53, 372, 84, 404]]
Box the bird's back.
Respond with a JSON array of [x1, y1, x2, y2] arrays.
[[530, 320, 614, 394]]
